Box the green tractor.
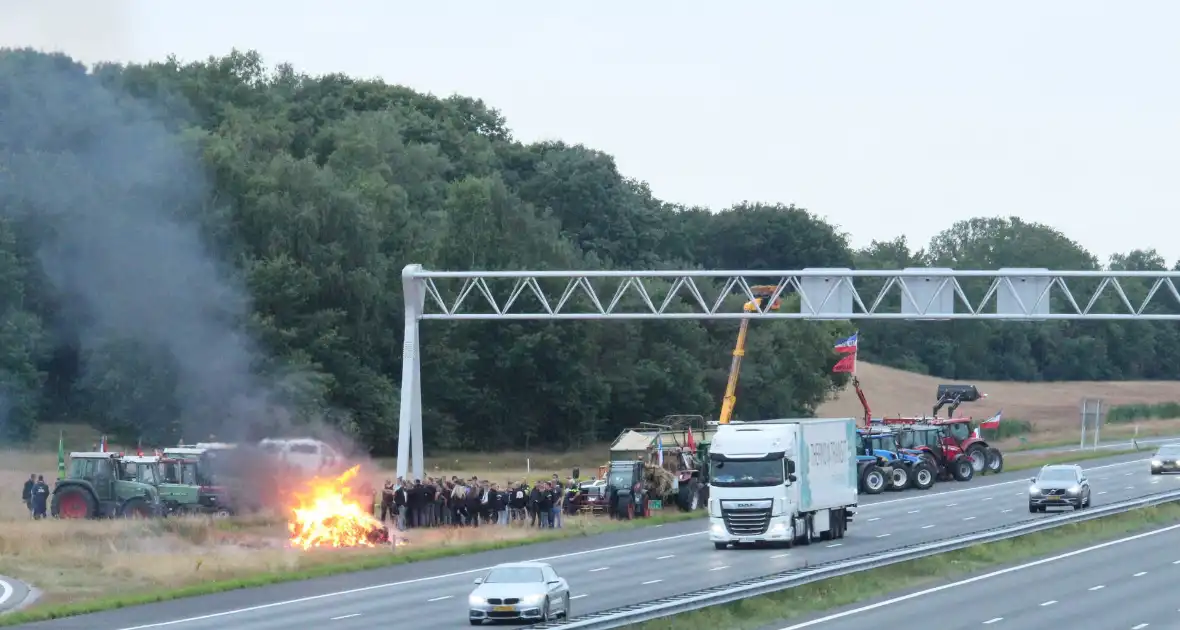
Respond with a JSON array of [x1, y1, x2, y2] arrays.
[[51, 452, 163, 519], [158, 448, 233, 517]]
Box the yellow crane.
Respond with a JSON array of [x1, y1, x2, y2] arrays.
[[718, 285, 782, 424]]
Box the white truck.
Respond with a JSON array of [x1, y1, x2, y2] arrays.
[[707, 418, 858, 549]]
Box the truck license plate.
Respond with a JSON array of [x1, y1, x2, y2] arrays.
[[739, 537, 755, 543]]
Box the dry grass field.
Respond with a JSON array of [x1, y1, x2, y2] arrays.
[[817, 361, 1180, 448]]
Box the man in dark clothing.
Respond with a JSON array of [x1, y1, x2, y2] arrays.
[[407, 480, 423, 529], [380, 480, 395, 524], [21, 474, 35, 517], [393, 479, 408, 530], [31, 475, 49, 520], [509, 482, 528, 523], [528, 484, 543, 526], [536, 482, 553, 528]]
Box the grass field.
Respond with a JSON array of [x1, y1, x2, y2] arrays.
[[628, 500, 1180, 630]]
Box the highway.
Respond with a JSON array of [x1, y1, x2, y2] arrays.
[[18, 451, 1174, 630], [778, 519, 1180, 629]]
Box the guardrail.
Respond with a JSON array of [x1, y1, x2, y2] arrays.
[[533, 488, 1180, 629]]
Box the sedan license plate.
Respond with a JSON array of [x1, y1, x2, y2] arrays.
[[493, 606, 514, 612], [1046, 495, 1060, 500]]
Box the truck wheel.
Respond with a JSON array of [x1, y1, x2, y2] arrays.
[[965, 444, 988, 473], [861, 466, 886, 494], [911, 463, 936, 490], [888, 466, 909, 491], [52, 486, 96, 519], [985, 448, 1004, 473], [952, 458, 974, 482]]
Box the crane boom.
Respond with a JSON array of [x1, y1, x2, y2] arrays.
[[717, 285, 781, 424]]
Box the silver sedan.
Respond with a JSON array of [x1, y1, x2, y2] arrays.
[[468, 561, 571, 625]]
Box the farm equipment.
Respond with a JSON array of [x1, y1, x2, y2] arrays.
[[719, 286, 782, 424], [602, 417, 712, 513], [858, 428, 936, 490], [51, 452, 163, 519], [891, 423, 976, 482], [156, 450, 235, 517]]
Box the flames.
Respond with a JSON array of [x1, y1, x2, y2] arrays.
[[288, 465, 389, 550]]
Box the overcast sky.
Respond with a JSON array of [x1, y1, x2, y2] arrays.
[[4, 0, 1179, 265]]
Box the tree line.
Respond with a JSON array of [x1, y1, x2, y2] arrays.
[[0, 48, 1175, 453]]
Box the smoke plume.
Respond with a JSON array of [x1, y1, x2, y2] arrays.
[[0, 49, 302, 443]]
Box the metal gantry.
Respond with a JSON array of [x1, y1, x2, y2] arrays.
[[396, 265, 1180, 477]]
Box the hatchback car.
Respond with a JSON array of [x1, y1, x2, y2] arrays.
[[468, 561, 571, 625], [1028, 464, 1090, 512], [1149, 444, 1180, 474]]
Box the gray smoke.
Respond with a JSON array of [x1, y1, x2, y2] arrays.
[[0, 49, 299, 442]]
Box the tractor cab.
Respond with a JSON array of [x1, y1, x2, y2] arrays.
[[605, 460, 648, 519], [53, 452, 160, 518]]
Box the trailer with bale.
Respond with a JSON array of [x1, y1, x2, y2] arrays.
[[596, 417, 713, 516]]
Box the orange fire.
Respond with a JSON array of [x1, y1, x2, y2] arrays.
[[288, 465, 384, 550]]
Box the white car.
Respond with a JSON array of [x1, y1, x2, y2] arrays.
[[468, 562, 571, 625]]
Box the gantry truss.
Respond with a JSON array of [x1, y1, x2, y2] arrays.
[[395, 265, 1180, 477]]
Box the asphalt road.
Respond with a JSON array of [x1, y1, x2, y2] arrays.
[[0, 575, 30, 613], [18, 451, 1172, 630], [777, 518, 1180, 629]]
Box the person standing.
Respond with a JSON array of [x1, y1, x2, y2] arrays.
[[31, 475, 49, 520], [21, 474, 35, 518]]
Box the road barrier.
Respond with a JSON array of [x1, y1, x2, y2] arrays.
[[533, 488, 1180, 629]]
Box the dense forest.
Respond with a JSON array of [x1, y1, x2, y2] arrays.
[[0, 49, 1176, 453]]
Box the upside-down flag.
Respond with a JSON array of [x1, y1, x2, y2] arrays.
[[833, 332, 858, 353], [979, 410, 1003, 430], [99, 435, 107, 452]]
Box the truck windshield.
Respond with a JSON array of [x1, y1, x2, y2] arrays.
[[710, 459, 784, 487]]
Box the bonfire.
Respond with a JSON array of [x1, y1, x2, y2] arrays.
[[288, 465, 395, 550]]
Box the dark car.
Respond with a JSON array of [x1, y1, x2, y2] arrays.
[[1028, 464, 1090, 512], [1149, 444, 1180, 474]]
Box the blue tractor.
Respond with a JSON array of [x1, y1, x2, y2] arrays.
[[858, 428, 937, 491], [853, 433, 889, 494]]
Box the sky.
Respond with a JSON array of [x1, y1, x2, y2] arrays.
[[3, 0, 1179, 265]]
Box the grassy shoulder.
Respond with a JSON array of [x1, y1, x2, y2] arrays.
[[0, 509, 701, 626], [629, 501, 1180, 630], [1004, 447, 1139, 472]]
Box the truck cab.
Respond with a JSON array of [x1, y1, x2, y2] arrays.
[[708, 418, 857, 549]]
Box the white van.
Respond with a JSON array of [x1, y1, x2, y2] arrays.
[[257, 438, 343, 475]]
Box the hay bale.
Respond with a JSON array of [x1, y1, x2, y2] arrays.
[[644, 464, 675, 498]]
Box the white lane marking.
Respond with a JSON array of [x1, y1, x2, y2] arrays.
[[588, 567, 609, 572], [1134, 571, 1147, 577], [115, 457, 1155, 630], [427, 595, 452, 602], [1126, 486, 1135, 490], [1014, 492, 1023, 496], [946, 503, 958, 507], [1131, 624, 1148, 630], [710, 566, 729, 571], [330, 614, 360, 620], [982, 497, 993, 501], [571, 594, 588, 600], [827, 543, 843, 548], [1098, 491, 1108, 495], [868, 517, 880, 522], [642, 579, 662, 585], [1088, 585, 1105, 591], [1001, 509, 1012, 513], [963, 516, 976, 521], [770, 553, 790, 558], [983, 618, 1003, 625], [907, 509, 920, 514], [0, 578, 11, 607], [1152, 479, 1160, 484], [1040, 600, 1056, 606], [876, 533, 891, 538], [773, 521, 1180, 629], [1125, 472, 1134, 476], [656, 555, 675, 560], [921, 524, 934, 529]]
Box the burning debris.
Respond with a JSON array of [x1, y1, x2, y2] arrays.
[[288, 465, 390, 550]]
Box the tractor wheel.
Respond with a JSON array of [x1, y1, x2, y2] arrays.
[[985, 448, 1004, 474], [52, 486, 96, 519], [965, 444, 988, 473], [911, 463, 936, 490], [952, 458, 975, 482], [888, 466, 909, 491], [860, 465, 886, 494], [121, 498, 154, 519]]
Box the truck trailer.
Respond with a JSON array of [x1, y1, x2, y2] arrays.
[[707, 418, 858, 549]]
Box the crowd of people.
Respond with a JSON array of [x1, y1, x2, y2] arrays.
[[376, 473, 580, 530]]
